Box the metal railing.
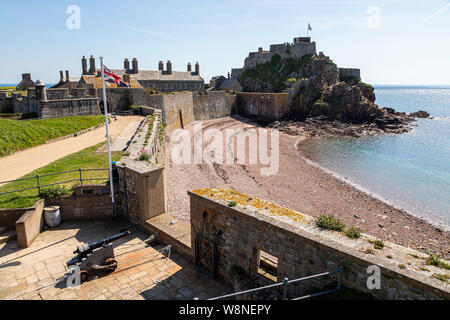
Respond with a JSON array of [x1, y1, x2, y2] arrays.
[[202, 265, 344, 301], [0, 168, 109, 196]]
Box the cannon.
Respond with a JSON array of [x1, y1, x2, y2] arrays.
[[67, 230, 131, 282]]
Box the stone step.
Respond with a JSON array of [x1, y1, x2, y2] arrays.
[[0, 230, 16, 244], [143, 213, 193, 259]]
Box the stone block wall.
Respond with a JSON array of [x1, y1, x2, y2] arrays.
[[236, 92, 289, 120], [40, 98, 101, 118], [193, 91, 237, 121], [45, 184, 120, 221], [338, 68, 361, 81], [189, 192, 449, 300], [15, 199, 45, 248]]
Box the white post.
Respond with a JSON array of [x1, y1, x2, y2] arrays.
[[100, 57, 116, 217]]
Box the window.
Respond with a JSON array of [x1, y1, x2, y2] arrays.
[[255, 248, 278, 282]]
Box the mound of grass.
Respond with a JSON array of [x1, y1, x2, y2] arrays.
[[0, 142, 124, 208], [0, 115, 105, 157], [228, 201, 237, 207], [426, 251, 450, 270], [39, 185, 71, 199], [315, 213, 346, 231], [344, 226, 362, 239], [369, 239, 385, 250]]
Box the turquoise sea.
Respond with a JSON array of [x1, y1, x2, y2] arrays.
[[301, 85, 450, 229]]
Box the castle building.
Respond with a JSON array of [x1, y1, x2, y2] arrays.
[[230, 36, 317, 78], [77, 56, 204, 92]]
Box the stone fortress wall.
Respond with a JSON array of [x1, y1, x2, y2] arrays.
[[241, 37, 317, 70], [189, 191, 450, 300]]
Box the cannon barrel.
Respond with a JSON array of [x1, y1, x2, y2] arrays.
[[80, 230, 131, 254], [68, 230, 131, 267]]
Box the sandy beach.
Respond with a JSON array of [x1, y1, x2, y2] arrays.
[[166, 116, 449, 259]]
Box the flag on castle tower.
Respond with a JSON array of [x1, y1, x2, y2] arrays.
[[308, 22, 312, 31], [103, 66, 130, 87]]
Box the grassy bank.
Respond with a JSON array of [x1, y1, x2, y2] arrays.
[[0, 143, 124, 208], [0, 115, 105, 157]]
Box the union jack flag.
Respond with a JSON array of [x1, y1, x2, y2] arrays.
[[103, 66, 130, 88]]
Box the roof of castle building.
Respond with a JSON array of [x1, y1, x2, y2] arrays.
[[107, 69, 204, 82], [79, 75, 143, 89]]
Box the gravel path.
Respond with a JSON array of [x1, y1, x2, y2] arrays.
[[0, 116, 143, 183], [166, 116, 449, 258]]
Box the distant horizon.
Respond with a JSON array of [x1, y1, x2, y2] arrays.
[[1, 1, 449, 85], [2, 83, 450, 89]]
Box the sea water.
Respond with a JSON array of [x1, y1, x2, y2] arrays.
[[301, 86, 450, 229]]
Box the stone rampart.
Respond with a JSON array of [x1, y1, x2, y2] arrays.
[[189, 189, 450, 300]]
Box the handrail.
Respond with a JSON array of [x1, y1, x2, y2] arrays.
[[203, 265, 344, 301], [0, 168, 110, 196]]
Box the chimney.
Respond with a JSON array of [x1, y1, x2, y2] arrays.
[[59, 71, 64, 83], [158, 61, 164, 72], [187, 63, 192, 72], [65, 70, 70, 82], [195, 62, 200, 76], [228, 72, 230, 79], [132, 58, 139, 74], [166, 60, 172, 75], [22, 73, 31, 81], [124, 58, 130, 70], [89, 55, 96, 75], [82, 56, 88, 75]]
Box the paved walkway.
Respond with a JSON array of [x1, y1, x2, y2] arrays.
[[0, 116, 143, 183], [0, 219, 232, 300], [110, 120, 143, 152]]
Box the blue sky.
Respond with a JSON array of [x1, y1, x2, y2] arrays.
[[1, 0, 449, 85]]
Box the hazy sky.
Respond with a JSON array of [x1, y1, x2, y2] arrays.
[[1, 0, 449, 85]]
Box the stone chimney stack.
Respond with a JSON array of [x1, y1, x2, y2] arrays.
[[132, 58, 139, 74], [187, 63, 192, 72], [82, 56, 88, 75], [158, 61, 164, 72], [124, 58, 130, 70], [228, 72, 230, 79], [195, 62, 200, 76], [89, 55, 96, 75], [166, 61, 172, 75], [59, 71, 64, 83], [65, 70, 70, 82]]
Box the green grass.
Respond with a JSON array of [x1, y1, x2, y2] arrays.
[[344, 226, 362, 239], [426, 251, 450, 270], [369, 239, 385, 250], [0, 143, 124, 209], [314, 212, 346, 232], [0, 116, 105, 157]]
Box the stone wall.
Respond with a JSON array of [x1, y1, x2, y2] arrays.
[[189, 191, 449, 300], [193, 91, 236, 121], [339, 68, 361, 81], [15, 199, 45, 248], [236, 92, 289, 120], [40, 98, 100, 118], [0, 92, 13, 113], [46, 184, 120, 221]]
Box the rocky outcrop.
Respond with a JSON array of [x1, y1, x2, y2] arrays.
[[409, 110, 430, 118], [239, 50, 429, 130]]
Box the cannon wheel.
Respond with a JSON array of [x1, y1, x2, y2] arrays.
[[80, 270, 89, 283], [104, 258, 118, 273]]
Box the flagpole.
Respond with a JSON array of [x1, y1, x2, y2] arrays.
[[100, 57, 116, 218]]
